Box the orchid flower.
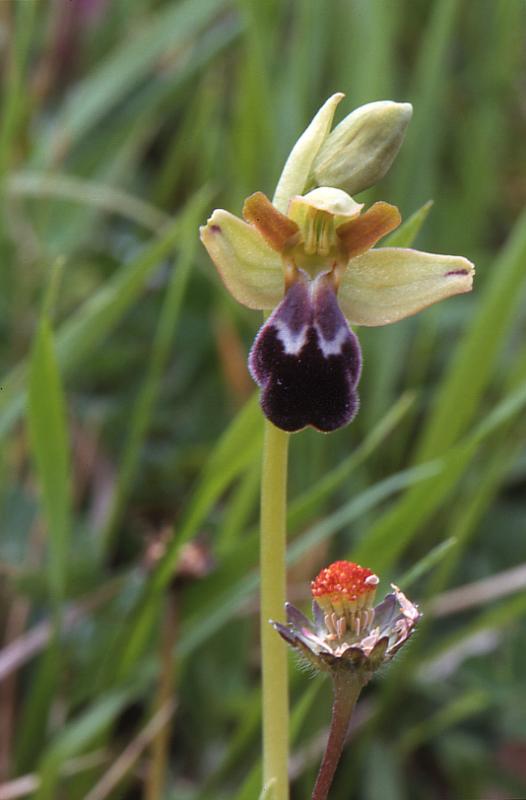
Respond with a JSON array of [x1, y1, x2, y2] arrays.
[[200, 95, 474, 433]]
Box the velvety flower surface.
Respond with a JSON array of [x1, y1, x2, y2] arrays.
[[200, 95, 475, 433], [272, 560, 421, 680]]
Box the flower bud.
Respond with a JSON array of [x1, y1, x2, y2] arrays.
[[312, 100, 413, 196]]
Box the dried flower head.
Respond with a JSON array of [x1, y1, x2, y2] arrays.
[[272, 560, 420, 681]]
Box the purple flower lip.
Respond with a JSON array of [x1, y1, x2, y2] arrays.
[[248, 271, 362, 433]]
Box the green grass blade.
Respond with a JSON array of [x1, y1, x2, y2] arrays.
[[416, 208, 526, 460], [397, 537, 458, 589], [398, 690, 490, 756], [288, 392, 415, 531], [354, 377, 526, 573], [0, 0, 37, 179], [422, 592, 526, 669], [427, 436, 524, 601], [384, 201, 433, 248], [394, 0, 462, 208], [216, 461, 260, 553], [152, 393, 263, 589], [27, 266, 71, 606], [291, 462, 441, 566], [0, 194, 208, 439], [107, 394, 263, 681], [178, 462, 440, 659], [364, 741, 405, 800], [232, 678, 324, 800], [355, 212, 526, 573], [8, 171, 170, 232], [343, 0, 398, 106], [34, 689, 134, 800], [100, 193, 210, 554], [33, 0, 229, 165], [14, 646, 60, 774]]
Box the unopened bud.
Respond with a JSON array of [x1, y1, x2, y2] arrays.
[[312, 100, 413, 196]]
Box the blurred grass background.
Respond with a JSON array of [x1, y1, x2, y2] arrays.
[[0, 0, 525, 798]]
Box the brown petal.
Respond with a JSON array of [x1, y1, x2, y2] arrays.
[[336, 201, 401, 260], [243, 191, 301, 253]]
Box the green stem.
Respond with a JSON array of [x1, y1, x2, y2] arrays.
[[311, 673, 363, 800], [260, 419, 290, 799]]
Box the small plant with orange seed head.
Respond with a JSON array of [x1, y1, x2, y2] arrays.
[[272, 561, 420, 799]]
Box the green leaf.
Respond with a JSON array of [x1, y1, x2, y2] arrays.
[[384, 200, 433, 248], [154, 392, 263, 588], [28, 288, 71, 604], [8, 171, 170, 232], [394, 0, 463, 207], [364, 741, 405, 800]]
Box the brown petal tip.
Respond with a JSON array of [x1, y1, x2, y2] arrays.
[[243, 191, 300, 253], [337, 201, 401, 260]]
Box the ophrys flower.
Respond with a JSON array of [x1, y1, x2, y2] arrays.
[[200, 96, 475, 432]]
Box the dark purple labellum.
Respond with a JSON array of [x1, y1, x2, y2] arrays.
[[249, 271, 362, 433]]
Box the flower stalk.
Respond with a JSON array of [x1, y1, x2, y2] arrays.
[[260, 420, 290, 799], [312, 672, 363, 800]]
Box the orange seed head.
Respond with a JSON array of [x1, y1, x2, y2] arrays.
[[311, 561, 379, 621]]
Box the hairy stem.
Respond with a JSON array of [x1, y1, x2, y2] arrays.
[[260, 420, 290, 799], [311, 673, 363, 800]]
